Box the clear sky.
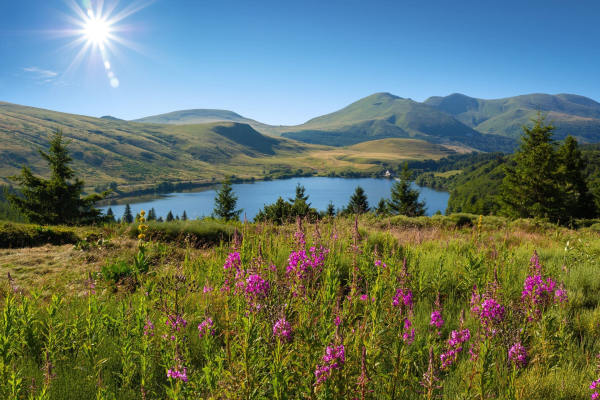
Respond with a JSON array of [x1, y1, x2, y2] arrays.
[[1, 0, 598, 125]]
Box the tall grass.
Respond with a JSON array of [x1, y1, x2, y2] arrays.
[[1, 217, 600, 399]]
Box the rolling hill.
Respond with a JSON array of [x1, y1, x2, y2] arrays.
[[0, 101, 461, 186], [424, 93, 600, 142]]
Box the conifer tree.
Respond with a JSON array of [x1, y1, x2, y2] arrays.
[[106, 207, 116, 223], [325, 201, 336, 217], [166, 211, 174, 222], [181, 210, 188, 221], [213, 175, 242, 222], [375, 198, 388, 216], [123, 204, 134, 224], [387, 163, 427, 217], [346, 186, 370, 214], [500, 112, 565, 220], [147, 208, 157, 221], [558, 135, 595, 218], [6, 128, 110, 225]]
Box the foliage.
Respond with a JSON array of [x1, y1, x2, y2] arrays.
[[343, 185, 370, 214], [0, 221, 78, 248], [6, 129, 110, 225], [213, 176, 242, 222], [255, 184, 318, 224], [122, 204, 134, 224], [123, 220, 234, 246], [387, 163, 427, 216]]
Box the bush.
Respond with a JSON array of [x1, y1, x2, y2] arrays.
[[122, 220, 235, 246], [0, 222, 78, 248]]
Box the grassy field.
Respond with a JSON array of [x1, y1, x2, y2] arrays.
[[434, 170, 463, 178], [0, 101, 464, 187], [1, 215, 600, 398]]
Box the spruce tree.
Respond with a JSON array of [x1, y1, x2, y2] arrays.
[[123, 204, 134, 224], [387, 163, 427, 217], [181, 210, 188, 221], [6, 128, 110, 225], [213, 175, 242, 222], [325, 201, 336, 217], [346, 186, 370, 214], [558, 135, 595, 218], [375, 198, 388, 216], [289, 183, 310, 205], [500, 112, 565, 221], [106, 207, 116, 223], [147, 208, 157, 221], [166, 211, 174, 222]]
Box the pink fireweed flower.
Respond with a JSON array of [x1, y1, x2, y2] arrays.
[[360, 295, 368, 301], [591, 378, 600, 399], [508, 341, 527, 368], [402, 318, 416, 345], [440, 329, 470, 369], [143, 319, 155, 336], [198, 317, 215, 338], [392, 288, 413, 310], [375, 259, 387, 268], [223, 252, 242, 271], [334, 315, 342, 326], [471, 287, 505, 333], [203, 286, 213, 293], [555, 283, 569, 303], [430, 310, 444, 329], [273, 318, 292, 342], [315, 344, 345, 385], [165, 315, 187, 332], [167, 368, 188, 382]]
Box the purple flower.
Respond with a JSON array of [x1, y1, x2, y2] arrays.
[[430, 310, 444, 329], [375, 259, 386, 268], [392, 288, 413, 310], [245, 273, 270, 310], [223, 252, 242, 271], [440, 329, 470, 369], [555, 283, 569, 303], [315, 344, 345, 385], [334, 315, 342, 326], [143, 319, 155, 336], [273, 318, 292, 342], [198, 317, 215, 338], [167, 367, 188, 382], [360, 295, 368, 301], [165, 315, 187, 332], [508, 342, 527, 368], [402, 318, 415, 345], [203, 286, 213, 293], [471, 288, 505, 333]]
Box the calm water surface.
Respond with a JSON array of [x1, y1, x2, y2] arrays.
[[100, 177, 450, 220]]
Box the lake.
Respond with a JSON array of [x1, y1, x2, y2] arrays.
[[99, 177, 450, 220]]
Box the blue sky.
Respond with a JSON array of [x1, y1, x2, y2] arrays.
[[0, 0, 598, 125]]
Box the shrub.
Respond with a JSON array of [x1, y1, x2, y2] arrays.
[[0, 222, 78, 248], [122, 220, 234, 246]]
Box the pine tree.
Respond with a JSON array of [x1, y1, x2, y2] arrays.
[[375, 198, 388, 216], [147, 208, 157, 221], [106, 207, 116, 223], [213, 176, 242, 222], [289, 183, 310, 205], [6, 128, 110, 225], [123, 204, 134, 224], [176, 214, 180, 221], [387, 163, 427, 217], [166, 211, 174, 222], [558, 135, 595, 218], [325, 201, 336, 217], [500, 112, 565, 221], [346, 186, 370, 214], [181, 210, 188, 221]]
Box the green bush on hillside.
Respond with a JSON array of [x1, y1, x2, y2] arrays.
[[0, 222, 78, 248], [122, 220, 234, 246]]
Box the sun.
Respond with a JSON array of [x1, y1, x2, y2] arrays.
[[84, 13, 110, 46]]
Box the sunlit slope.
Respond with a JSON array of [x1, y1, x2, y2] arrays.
[[424, 93, 600, 142], [132, 109, 274, 132], [0, 101, 321, 185]]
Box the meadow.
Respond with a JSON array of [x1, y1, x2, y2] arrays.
[[1, 214, 600, 399]]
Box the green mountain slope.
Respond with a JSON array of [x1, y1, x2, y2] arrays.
[[0, 101, 320, 185], [424, 93, 600, 142], [278, 93, 515, 151]]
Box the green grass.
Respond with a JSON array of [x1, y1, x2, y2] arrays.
[[434, 169, 462, 177], [1, 216, 600, 398], [123, 219, 235, 246], [0, 221, 78, 248]]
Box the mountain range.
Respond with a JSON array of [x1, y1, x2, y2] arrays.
[[136, 92, 600, 152]]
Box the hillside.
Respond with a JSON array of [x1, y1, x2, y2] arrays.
[[424, 93, 600, 142], [0, 101, 462, 186], [0, 101, 323, 185], [136, 93, 516, 152], [276, 93, 516, 151]]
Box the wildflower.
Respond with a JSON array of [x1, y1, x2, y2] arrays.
[[508, 341, 527, 368], [273, 318, 292, 342], [223, 252, 242, 271], [440, 329, 470, 369], [203, 286, 213, 293], [392, 288, 413, 310], [402, 318, 415, 345], [315, 344, 345, 385], [167, 368, 188, 382], [375, 259, 386, 268], [591, 379, 600, 400], [198, 317, 215, 338], [245, 274, 270, 307], [555, 283, 568, 303], [430, 310, 444, 329], [143, 319, 155, 336], [360, 295, 368, 301], [334, 315, 342, 326], [471, 287, 504, 333], [165, 315, 187, 332]]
